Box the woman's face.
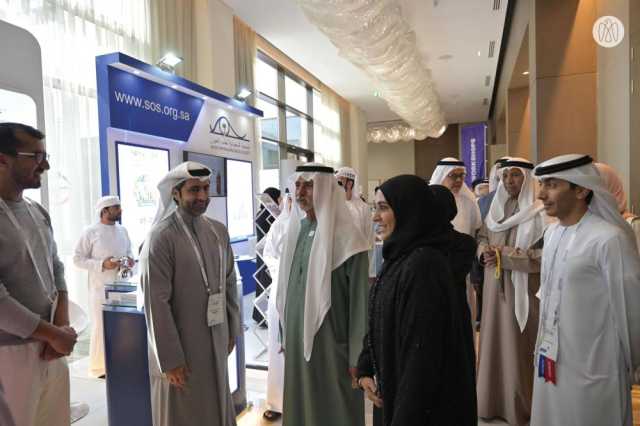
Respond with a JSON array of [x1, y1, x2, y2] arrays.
[[373, 190, 396, 241]]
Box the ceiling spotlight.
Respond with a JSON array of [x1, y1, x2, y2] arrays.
[[522, 70, 530, 75], [236, 87, 252, 100], [157, 52, 183, 73]]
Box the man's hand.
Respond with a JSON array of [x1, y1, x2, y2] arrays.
[[47, 325, 77, 356], [349, 367, 359, 389], [165, 366, 189, 390], [102, 257, 119, 270], [41, 343, 64, 361], [359, 377, 383, 408], [483, 246, 500, 267]]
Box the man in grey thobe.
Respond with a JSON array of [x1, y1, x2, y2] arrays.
[[141, 161, 242, 426]]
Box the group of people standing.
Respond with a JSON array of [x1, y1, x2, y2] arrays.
[[1, 119, 639, 426], [259, 154, 640, 426]]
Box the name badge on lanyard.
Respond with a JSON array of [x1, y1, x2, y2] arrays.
[[207, 293, 225, 326], [537, 225, 577, 385], [176, 211, 226, 328]]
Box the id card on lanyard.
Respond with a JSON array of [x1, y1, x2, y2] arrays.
[[176, 212, 227, 327], [536, 224, 578, 384], [0, 198, 58, 316]]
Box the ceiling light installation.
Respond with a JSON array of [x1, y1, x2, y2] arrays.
[[367, 122, 440, 143], [296, 0, 446, 139]]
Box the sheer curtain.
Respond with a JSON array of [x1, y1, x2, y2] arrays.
[[314, 89, 342, 168], [0, 0, 151, 306]]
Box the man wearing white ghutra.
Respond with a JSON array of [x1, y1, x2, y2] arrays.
[[140, 161, 242, 426], [531, 154, 640, 426]]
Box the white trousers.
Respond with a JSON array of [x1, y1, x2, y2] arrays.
[[89, 284, 106, 378], [266, 286, 283, 413], [0, 342, 70, 426]]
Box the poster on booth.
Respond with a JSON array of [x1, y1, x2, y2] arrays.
[[106, 67, 256, 243], [460, 123, 486, 187], [107, 67, 253, 162], [115, 142, 170, 253]]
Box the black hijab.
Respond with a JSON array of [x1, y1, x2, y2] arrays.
[[429, 184, 457, 223], [263, 187, 281, 204], [378, 175, 450, 267]]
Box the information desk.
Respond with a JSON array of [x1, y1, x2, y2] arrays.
[[103, 286, 246, 425]]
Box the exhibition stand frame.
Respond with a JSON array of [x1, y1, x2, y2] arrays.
[[96, 52, 262, 426]]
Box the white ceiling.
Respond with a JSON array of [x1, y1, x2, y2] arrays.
[[223, 0, 508, 125]]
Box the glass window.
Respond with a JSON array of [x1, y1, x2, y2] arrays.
[[259, 169, 280, 193], [256, 58, 278, 99], [285, 75, 308, 114], [286, 111, 309, 149], [256, 98, 279, 141], [261, 140, 280, 169]]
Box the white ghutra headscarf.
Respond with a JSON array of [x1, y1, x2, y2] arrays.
[[95, 195, 121, 220], [534, 154, 637, 251], [276, 164, 369, 361], [151, 161, 212, 226], [486, 158, 547, 332], [429, 157, 482, 235], [489, 156, 511, 192]]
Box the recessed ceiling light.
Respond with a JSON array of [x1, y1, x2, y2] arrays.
[[522, 71, 530, 75], [477, 50, 482, 57]]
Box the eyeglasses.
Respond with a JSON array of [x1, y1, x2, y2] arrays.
[[15, 151, 49, 164], [446, 172, 466, 181]]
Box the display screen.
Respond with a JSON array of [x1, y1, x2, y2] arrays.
[[226, 159, 254, 242], [116, 142, 170, 252], [183, 151, 226, 197]]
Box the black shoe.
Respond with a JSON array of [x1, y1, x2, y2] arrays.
[[263, 410, 281, 422]]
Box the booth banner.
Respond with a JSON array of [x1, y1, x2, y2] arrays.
[[108, 67, 203, 142], [460, 123, 486, 187], [107, 67, 254, 161]]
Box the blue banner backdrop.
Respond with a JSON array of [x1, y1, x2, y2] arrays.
[[108, 67, 203, 141], [460, 123, 486, 187]]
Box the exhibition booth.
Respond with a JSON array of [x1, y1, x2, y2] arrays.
[[95, 52, 263, 425]]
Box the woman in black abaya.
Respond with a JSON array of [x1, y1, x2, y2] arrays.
[[357, 175, 477, 426]]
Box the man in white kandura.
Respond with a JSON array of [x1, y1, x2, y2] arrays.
[[335, 167, 375, 280], [73, 195, 133, 378], [531, 154, 640, 426], [261, 190, 292, 422], [430, 157, 482, 236], [140, 161, 242, 426]]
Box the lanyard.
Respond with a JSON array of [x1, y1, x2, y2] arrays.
[[0, 197, 55, 302], [175, 211, 225, 295]]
